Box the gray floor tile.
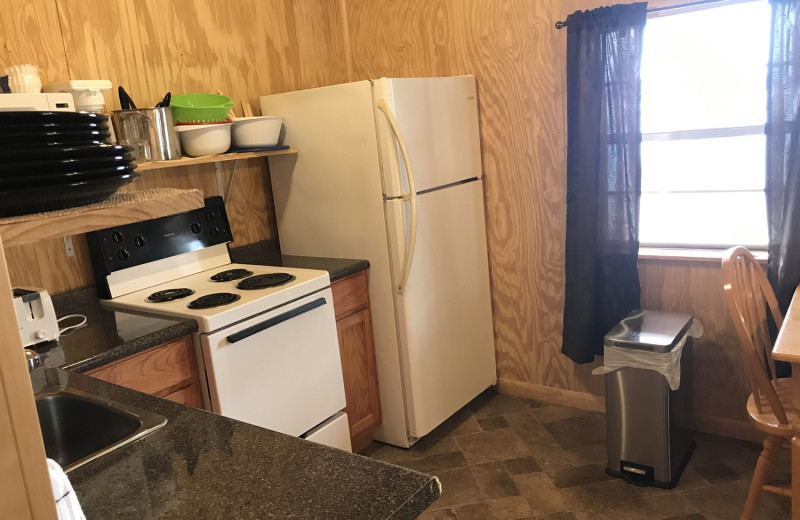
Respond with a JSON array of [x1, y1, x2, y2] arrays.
[[512, 473, 569, 515], [452, 502, 498, 519], [455, 428, 531, 465], [547, 463, 612, 488], [400, 451, 468, 472], [470, 461, 521, 499], [478, 416, 510, 431], [557, 479, 653, 519], [531, 405, 592, 424], [680, 479, 789, 520], [692, 462, 740, 484], [521, 439, 580, 471], [504, 412, 557, 444], [641, 492, 698, 519], [503, 456, 542, 476], [469, 390, 531, 419], [428, 466, 486, 510], [418, 508, 458, 520], [542, 414, 606, 450], [430, 407, 483, 438], [488, 495, 533, 519]]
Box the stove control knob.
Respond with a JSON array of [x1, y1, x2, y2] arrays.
[[210, 226, 220, 238], [205, 211, 215, 222], [111, 231, 124, 243], [117, 249, 130, 261], [133, 235, 146, 247], [191, 222, 202, 234]]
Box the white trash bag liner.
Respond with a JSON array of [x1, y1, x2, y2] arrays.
[[592, 319, 703, 390]]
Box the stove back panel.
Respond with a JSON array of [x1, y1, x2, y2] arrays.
[[87, 196, 234, 298]]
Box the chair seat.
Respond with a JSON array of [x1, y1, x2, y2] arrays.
[[747, 378, 798, 437]]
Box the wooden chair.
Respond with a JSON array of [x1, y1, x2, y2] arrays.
[[721, 246, 794, 519]]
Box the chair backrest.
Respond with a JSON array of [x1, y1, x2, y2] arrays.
[[721, 246, 788, 424]]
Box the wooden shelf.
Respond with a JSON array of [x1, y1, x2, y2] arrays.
[[136, 148, 298, 171], [0, 188, 204, 247]]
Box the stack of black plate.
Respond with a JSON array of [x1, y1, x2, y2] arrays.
[[0, 111, 140, 217]]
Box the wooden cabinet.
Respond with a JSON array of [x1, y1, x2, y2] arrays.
[[87, 336, 203, 408], [331, 271, 381, 452]]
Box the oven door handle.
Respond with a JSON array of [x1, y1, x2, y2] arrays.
[[226, 298, 328, 344]]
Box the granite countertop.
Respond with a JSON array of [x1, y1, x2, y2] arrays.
[[229, 240, 370, 282], [47, 288, 197, 373], [33, 368, 440, 519]]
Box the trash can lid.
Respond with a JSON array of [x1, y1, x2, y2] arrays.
[[603, 310, 693, 352]]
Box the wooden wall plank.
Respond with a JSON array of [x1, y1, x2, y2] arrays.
[[291, 0, 351, 89], [0, 237, 57, 520], [0, 0, 69, 84]]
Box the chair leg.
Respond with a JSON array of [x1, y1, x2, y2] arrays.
[[741, 434, 783, 520]]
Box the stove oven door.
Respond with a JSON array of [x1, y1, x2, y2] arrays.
[[199, 288, 347, 438]]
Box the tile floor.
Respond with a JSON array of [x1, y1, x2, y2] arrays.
[[362, 389, 792, 520]]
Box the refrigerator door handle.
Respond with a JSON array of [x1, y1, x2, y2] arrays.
[[377, 98, 418, 294]]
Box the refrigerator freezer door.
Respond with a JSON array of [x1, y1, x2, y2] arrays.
[[374, 77, 483, 197], [384, 179, 497, 437]]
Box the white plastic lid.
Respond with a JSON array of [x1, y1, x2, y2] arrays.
[[43, 80, 112, 92]]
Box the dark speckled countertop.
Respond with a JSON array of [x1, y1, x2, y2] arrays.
[[45, 287, 197, 372], [229, 240, 370, 282], [33, 369, 439, 519]]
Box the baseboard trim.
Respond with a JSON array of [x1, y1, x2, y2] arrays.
[[497, 378, 606, 412], [497, 378, 761, 443], [673, 412, 762, 444]]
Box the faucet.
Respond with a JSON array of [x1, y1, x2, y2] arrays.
[[24, 349, 41, 372]]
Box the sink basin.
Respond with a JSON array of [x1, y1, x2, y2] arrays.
[[36, 386, 167, 472]]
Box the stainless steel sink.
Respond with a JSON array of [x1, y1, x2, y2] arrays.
[[36, 386, 167, 472]]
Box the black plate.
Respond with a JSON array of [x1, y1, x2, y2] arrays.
[[0, 139, 110, 151], [0, 144, 133, 162], [0, 122, 110, 133], [0, 111, 108, 125], [0, 172, 140, 218], [0, 130, 111, 145], [0, 164, 137, 188], [2, 154, 135, 176]]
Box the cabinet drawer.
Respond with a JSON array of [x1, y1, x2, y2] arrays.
[[87, 336, 194, 397], [164, 384, 203, 408], [331, 271, 369, 320]]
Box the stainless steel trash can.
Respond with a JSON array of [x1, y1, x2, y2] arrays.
[[604, 310, 696, 488]]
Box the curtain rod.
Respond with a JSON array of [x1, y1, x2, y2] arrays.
[[554, 0, 736, 29]]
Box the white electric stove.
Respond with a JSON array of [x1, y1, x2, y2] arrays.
[[87, 198, 351, 451]]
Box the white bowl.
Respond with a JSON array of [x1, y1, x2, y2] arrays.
[[231, 116, 283, 148], [174, 123, 231, 157]]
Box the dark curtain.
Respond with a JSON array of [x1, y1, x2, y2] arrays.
[[767, 0, 800, 313], [561, 3, 648, 364]]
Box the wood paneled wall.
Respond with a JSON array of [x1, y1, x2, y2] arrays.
[[4, 0, 754, 436]]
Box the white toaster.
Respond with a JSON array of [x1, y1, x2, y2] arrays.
[[13, 287, 60, 347]]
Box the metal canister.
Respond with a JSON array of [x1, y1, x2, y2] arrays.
[[111, 107, 181, 162]]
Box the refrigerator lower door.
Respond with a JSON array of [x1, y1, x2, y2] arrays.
[[384, 179, 497, 438]]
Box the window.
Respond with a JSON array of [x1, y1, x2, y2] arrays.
[[638, 0, 771, 248]]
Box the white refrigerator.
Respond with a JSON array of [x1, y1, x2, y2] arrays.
[[261, 76, 497, 448]]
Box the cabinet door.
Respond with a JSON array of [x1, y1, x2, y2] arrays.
[[87, 336, 202, 407], [336, 307, 381, 451]]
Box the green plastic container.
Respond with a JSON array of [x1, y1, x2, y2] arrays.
[[170, 93, 234, 123]]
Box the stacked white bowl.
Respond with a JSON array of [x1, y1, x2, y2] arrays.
[[5, 64, 42, 94]]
